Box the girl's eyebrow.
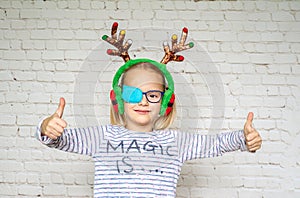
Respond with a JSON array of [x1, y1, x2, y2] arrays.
[[123, 84, 164, 91], [142, 88, 164, 92]]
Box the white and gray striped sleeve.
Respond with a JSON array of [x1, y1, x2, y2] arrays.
[[36, 125, 105, 156], [176, 130, 248, 163]]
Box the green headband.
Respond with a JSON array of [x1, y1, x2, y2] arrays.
[[112, 58, 174, 115]]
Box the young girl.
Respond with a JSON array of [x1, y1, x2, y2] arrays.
[[37, 24, 262, 197]]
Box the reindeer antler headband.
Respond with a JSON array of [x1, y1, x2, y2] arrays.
[[102, 22, 194, 115], [102, 22, 194, 64]]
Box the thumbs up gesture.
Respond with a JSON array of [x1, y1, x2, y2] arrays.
[[41, 97, 67, 140], [244, 112, 262, 152]]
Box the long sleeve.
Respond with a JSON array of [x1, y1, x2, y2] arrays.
[[176, 130, 248, 163], [36, 122, 105, 156]]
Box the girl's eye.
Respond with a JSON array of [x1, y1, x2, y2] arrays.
[[149, 94, 158, 98], [148, 92, 160, 98]]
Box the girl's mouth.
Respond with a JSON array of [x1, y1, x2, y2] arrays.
[[134, 109, 150, 114]]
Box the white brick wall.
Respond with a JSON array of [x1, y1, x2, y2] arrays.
[[1, 0, 299, 197]]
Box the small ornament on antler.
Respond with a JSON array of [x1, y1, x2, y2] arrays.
[[161, 27, 194, 64], [102, 22, 132, 62]]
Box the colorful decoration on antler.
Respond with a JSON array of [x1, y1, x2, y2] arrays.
[[102, 22, 132, 62], [161, 27, 194, 64]]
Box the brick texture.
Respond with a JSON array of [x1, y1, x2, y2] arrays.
[[1, 0, 300, 197]]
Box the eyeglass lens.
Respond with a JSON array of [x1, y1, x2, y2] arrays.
[[144, 91, 163, 103]]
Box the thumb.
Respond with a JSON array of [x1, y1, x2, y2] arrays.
[[55, 97, 66, 118], [246, 112, 254, 125], [244, 112, 254, 134]]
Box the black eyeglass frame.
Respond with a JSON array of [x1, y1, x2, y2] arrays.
[[140, 90, 165, 103]]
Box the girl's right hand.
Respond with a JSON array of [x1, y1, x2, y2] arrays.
[[41, 97, 67, 140]]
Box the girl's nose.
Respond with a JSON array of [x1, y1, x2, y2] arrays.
[[138, 94, 149, 106]]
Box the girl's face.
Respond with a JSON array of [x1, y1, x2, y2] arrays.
[[122, 67, 164, 132]]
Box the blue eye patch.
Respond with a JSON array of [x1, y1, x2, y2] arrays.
[[122, 85, 143, 103]]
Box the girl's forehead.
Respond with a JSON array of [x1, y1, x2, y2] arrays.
[[123, 68, 164, 87]]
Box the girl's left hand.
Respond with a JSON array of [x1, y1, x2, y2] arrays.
[[244, 112, 262, 152]]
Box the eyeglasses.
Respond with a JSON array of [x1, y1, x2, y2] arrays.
[[122, 85, 164, 103]]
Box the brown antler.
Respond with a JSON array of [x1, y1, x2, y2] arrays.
[[161, 27, 194, 64], [102, 22, 132, 62]]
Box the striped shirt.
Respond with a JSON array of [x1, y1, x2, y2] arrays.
[[36, 124, 247, 197]]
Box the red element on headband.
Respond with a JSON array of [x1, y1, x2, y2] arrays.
[[110, 90, 119, 113], [107, 49, 113, 55], [178, 55, 184, 61], [165, 94, 175, 116], [113, 22, 118, 28], [183, 27, 188, 33]]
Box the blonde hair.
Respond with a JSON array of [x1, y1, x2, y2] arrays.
[[110, 62, 176, 130]]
